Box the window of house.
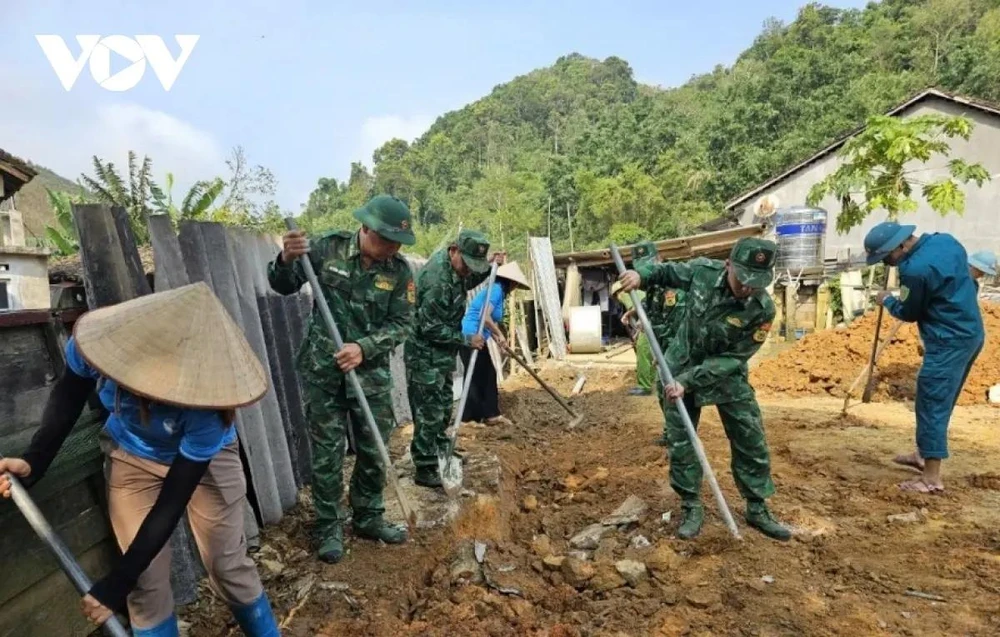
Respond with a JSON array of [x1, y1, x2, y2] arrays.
[[0, 281, 8, 310]]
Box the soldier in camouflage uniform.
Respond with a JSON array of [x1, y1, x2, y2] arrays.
[[269, 195, 416, 563], [621, 241, 659, 396], [618, 237, 791, 541], [406, 230, 502, 488]]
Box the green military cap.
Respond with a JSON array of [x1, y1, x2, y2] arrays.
[[730, 237, 777, 288], [352, 195, 416, 246], [456, 229, 491, 274], [632, 240, 658, 263]]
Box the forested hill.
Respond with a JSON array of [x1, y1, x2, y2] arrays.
[[301, 0, 1000, 257]]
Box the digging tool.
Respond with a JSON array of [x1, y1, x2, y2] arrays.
[[604, 343, 633, 359], [283, 218, 418, 530], [2, 459, 130, 637], [861, 277, 890, 404], [610, 243, 741, 540], [501, 342, 584, 427], [440, 263, 500, 496], [842, 319, 903, 413]]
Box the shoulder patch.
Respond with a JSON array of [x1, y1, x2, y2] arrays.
[[726, 316, 744, 328], [753, 328, 768, 343], [374, 274, 394, 291], [407, 279, 416, 304], [899, 285, 910, 302], [664, 289, 677, 306]]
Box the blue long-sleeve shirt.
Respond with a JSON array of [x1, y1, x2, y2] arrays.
[[884, 233, 984, 345], [462, 284, 504, 341]]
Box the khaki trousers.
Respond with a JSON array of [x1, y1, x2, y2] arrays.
[[105, 443, 263, 629]]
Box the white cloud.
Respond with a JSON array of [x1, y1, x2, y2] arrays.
[[357, 114, 434, 167], [0, 66, 225, 199]]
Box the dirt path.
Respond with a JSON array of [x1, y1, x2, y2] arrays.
[[181, 368, 1000, 636]]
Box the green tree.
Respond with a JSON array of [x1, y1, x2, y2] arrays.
[[43, 189, 88, 256], [80, 151, 155, 243], [807, 113, 991, 232]]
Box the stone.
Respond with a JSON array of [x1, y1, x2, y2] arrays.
[[261, 559, 285, 576], [562, 474, 586, 491], [594, 537, 619, 563], [590, 564, 627, 593], [887, 512, 920, 524], [660, 511, 672, 524], [601, 495, 648, 526], [522, 495, 539, 511], [320, 581, 350, 592], [645, 542, 683, 573], [656, 615, 690, 636], [685, 590, 721, 609], [901, 611, 913, 619], [761, 575, 775, 584], [630, 535, 651, 549], [568, 550, 590, 562], [543, 555, 566, 571], [570, 523, 613, 550], [615, 560, 648, 587], [451, 543, 484, 584], [561, 557, 595, 588], [531, 535, 552, 557]]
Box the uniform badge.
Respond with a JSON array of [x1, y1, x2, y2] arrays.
[[479, 245, 487, 256], [899, 285, 910, 302], [406, 280, 416, 304], [753, 329, 768, 343], [755, 251, 767, 264], [374, 275, 394, 291], [664, 290, 677, 307], [726, 316, 744, 328], [401, 220, 409, 230]]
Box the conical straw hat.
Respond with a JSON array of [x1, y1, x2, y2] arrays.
[[73, 282, 268, 409], [497, 262, 531, 290]]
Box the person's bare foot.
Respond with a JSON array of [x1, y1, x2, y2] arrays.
[[893, 451, 925, 471], [899, 477, 944, 494], [485, 416, 513, 427]]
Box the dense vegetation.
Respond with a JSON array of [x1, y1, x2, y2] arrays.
[[300, 0, 1000, 258]]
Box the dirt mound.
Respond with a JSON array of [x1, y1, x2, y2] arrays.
[[751, 302, 1000, 405]]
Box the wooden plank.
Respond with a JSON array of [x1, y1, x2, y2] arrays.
[[529, 237, 566, 359], [0, 541, 119, 637]]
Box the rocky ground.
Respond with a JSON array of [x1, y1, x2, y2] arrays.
[[181, 365, 1000, 636]]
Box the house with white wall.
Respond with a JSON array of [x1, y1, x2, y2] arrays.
[[0, 149, 50, 310]]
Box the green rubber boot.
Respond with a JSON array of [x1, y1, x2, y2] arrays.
[[745, 501, 792, 542], [317, 523, 345, 563], [415, 467, 443, 489], [676, 501, 704, 540], [353, 516, 408, 544]]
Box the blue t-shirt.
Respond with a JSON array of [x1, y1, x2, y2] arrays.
[[462, 284, 504, 341], [65, 337, 236, 464]]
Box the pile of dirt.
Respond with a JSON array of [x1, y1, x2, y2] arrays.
[[751, 302, 1000, 405]]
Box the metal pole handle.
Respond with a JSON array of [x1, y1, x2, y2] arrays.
[[447, 263, 500, 454], [5, 470, 131, 637], [609, 244, 741, 539], [283, 219, 417, 528]]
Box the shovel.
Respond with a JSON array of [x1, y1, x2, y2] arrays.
[[610, 243, 741, 540], [2, 460, 130, 637], [501, 342, 584, 428], [861, 277, 890, 404], [440, 262, 499, 496], [283, 218, 418, 530]]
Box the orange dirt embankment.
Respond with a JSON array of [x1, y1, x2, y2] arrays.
[[751, 302, 1000, 405]]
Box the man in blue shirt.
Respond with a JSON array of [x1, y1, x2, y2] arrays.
[[865, 221, 984, 494]]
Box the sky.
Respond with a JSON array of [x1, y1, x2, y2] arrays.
[[1, 0, 870, 213]]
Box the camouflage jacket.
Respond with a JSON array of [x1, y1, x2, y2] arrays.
[[637, 257, 773, 406], [268, 229, 414, 397], [407, 248, 489, 372]]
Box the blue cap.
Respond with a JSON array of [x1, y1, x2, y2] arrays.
[[863, 221, 916, 265], [968, 250, 997, 276]]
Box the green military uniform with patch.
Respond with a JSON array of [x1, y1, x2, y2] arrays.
[[406, 230, 491, 485], [629, 242, 660, 393], [268, 195, 416, 562], [653, 284, 689, 444], [637, 237, 790, 541]]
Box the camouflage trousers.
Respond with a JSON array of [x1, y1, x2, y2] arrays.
[[303, 380, 396, 532], [664, 393, 775, 503], [407, 364, 453, 471], [635, 333, 655, 391]]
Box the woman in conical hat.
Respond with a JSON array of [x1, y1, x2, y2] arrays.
[[458, 261, 532, 426], [0, 282, 280, 636]]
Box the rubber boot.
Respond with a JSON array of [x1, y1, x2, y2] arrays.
[[132, 614, 180, 637], [353, 516, 408, 544], [231, 592, 280, 637], [676, 501, 704, 540], [745, 501, 792, 542], [317, 522, 345, 563], [414, 467, 443, 488]]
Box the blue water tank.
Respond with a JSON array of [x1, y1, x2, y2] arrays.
[[774, 206, 827, 270]]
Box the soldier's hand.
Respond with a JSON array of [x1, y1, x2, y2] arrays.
[[469, 334, 486, 350], [335, 343, 364, 372], [491, 251, 507, 266], [281, 230, 310, 263], [876, 290, 892, 306], [618, 270, 641, 293], [663, 382, 685, 400], [0, 458, 31, 498]]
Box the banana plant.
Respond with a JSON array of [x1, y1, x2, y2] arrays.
[[151, 173, 226, 222], [43, 189, 82, 256]]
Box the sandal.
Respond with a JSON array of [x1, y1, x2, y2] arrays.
[[898, 478, 944, 494], [485, 416, 513, 427]]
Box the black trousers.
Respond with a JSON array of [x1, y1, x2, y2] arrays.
[[460, 346, 500, 422]]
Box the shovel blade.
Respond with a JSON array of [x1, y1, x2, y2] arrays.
[[438, 451, 464, 497]]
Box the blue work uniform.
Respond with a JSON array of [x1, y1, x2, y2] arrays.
[[462, 284, 504, 341], [883, 233, 984, 459]]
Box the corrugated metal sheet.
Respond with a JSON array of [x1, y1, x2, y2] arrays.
[[529, 237, 567, 359]]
